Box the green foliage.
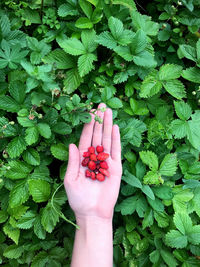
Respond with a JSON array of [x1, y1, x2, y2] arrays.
[[0, 0, 200, 266]]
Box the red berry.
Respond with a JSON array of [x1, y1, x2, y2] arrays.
[[100, 161, 108, 169], [90, 153, 97, 161], [88, 161, 96, 170], [99, 168, 110, 177], [83, 151, 90, 157], [97, 152, 109, 161], [96, 164, 100, 169], [85, 170, 91, 177], [91, 172, 96, 180], [96, 145, 104, 153], [96, 173, 105, 181], [88, 146, 95, 154], [82, 157, 90, 166]]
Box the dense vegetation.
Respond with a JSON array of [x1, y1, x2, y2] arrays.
[[0, 0, 200, 266]]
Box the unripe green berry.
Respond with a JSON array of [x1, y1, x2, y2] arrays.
[[192, 91, 196, 95], [9, 121, 15, 125], [38, 114, 43, 119]]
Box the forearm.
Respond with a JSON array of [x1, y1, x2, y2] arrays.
[[71, 215, 113, 267]]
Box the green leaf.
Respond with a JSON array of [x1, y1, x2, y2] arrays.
[[160, 249, 178, 267], [52, 122, 72, 135], [75, 17, 93, 29], [37, 123, 51, 139], [182, 67, 200, 83], [147, 197, 164, 212], [0, 210, 8, 223], [140, 70, 162, 98], [33, 215, 46, 240], [0, 96, 21, 112], [174, 101, 192, 121], [3, 244, 24, 259], [79, 0, 93, 18], [170, 119, 188, 139], [25, 126, 39, 145], [9, 180, 29, 208], [9, 81, 26, 104], [108, 16, 124, 40], [143, 171, 163, 185], [28, 179, 51, 203], [173, 212, 193, 235], [158, 64, 183, 80], [107, 97, 123, 108], [64, 68, 82, 94], [162, 79, 186, 99], [187, 225, 200, 245], [179, 44, 197, 62], [123, 169, 142, 188], [3, 222, 20, 245], [41, 202, 60, 233], [141, 185, 155, 200], [81, 29, 98, 52], [114, 46, 134, 61], [112, 0, 136, 11], [139, 150, 158, 171], [78, 53, 97, 77], [58, 38, 86, 55], [165, 230, 188, 248], [57, 3, 79, 17], [133, 50, 157, 68], [154, 211, 169, 228], [5, 160, 32, 180], [153, 186, 173, 200], [50, 143, 68, 161], [116, 196, 137, 215], [130, 29, 147, 54], [96, 31, 117, 49], [16, 210, 36, 229], [22, 148, 40, 166], [159, 153, 177, 176], [7, 136, 27, 159], [187, 111, 200, 150]]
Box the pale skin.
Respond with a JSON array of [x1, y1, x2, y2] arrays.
[[64, 102, 122, 267]]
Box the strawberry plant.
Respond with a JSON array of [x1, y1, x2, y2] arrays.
[[0, 0, 200, 266]]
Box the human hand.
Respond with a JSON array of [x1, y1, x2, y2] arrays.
[[64, 103, 122, 220]]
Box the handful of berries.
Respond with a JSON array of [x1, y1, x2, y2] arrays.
[[81, 145, 110, 182]]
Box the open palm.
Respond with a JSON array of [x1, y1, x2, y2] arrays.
[[64, 103, 122, 220]]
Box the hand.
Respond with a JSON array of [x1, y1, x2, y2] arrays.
[[64, 103, 122, 220]]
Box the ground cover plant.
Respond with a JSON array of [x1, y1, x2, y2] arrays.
[[0, 0, 200, 266]]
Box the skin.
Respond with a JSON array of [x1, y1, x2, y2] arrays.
[[64, 103, 122, 267]]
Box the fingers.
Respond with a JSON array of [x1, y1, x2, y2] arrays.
[[102, 108, 113, 153], [92, 103, 106, 147], [111, 124, 121, 161], [64, 144, 80, 183], [78, 110, 95, 153]]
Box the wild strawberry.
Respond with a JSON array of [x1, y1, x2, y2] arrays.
[[83, 151, 90, 157], [88, 161, 96, 170], [85, 170, 91, 177], [100, 161, 108, 169], [96, 164, 100, 169], [96, 173, 105, 181], [97, 152, 109, 161], [90, 153, 97, 161], [82, 157, 90, 167], [99, 168, 110, 177], [91, 172, 96, 180], [88, 146, 95, 154], [96, 145, 104, 153]]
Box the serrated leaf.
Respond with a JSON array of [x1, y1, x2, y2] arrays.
[[187, 225, 200, 245], [64, 68, 82, 94], [174, 212, 193, 235], [5, 160, 32, 179], [130, 29, 147, 54], [163, 79, 186, 99], [116, 196, 137, 215], [9, 81, 26, 104], [50, 143, 68, 161], [52, 122, 72, 135], [7, 136, 27, 159], [133, 50, 157, 68], [3, 222, 20, 245], [3, 244, 24, 259], [140, 70, 162, 98], [0, 96, 21, 112], [57, 3, 78, 17], [139, 150, 158, 171], [96, 31, 117, 49], [41, 202, 60, 233], [37, 123, 51, 139], [58, 38, 86, 55], [9, 180, 29, 208], [170, 119, 188, 139], [159, 64, 183, 80], [22, 148, 40, 166], [108, 16, 124, 40], [143, 170, 163, 185], [160, 249, 178, 267], [174, 101, 192, 120], [78, 53, 97, 77], [107, 97, 123, 108], [182, 67, 200, 83], [16, 210, 36, 229], [154, 211, 169, 228], [123, 169, 142, 188], [141, 185, 155, 200], [33, 215, 46, 240], [25, 126, 39, 145], [165, 230, 188, 248], [75, 17, 93, 29], [179, 44, 196, 62], [28, 179, 51, 203], [186, 111, 200, 151], [159, 153, 177, 176]]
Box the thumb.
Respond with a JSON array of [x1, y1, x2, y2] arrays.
[[64, 144, 80, 182]]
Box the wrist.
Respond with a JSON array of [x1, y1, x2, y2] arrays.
[[75, 214, 113, 226]]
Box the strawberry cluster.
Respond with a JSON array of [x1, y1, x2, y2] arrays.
[[81, 145, 110, 181]]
